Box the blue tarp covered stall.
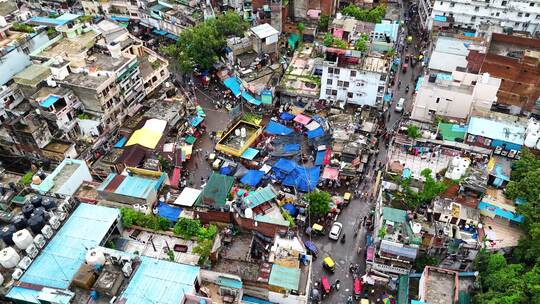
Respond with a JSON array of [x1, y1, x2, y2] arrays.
[[273, 158, 296, 174], [219, 166, 233, 175], [190, 116, 204, 127], [283, 144, 301, 153], [224, 77, 242, 96], [283, 166, 320, 192], [283, 203, 298, 216], [241, 170, 265, 187], [314, 150, 326, 166], [242, 91, 262, 106], [241, 147, 259, 160], [114, 136, 127, 148], [280, 112, 295, 121], [307, 127, 324, 139], [111, 15, 130, 22], [157, 202, 182, 221], [266, 121, 293, 136]]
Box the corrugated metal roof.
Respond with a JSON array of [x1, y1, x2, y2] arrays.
[[268, 264, 301, 291], [382, 207, 407, 223], [467, 116, 525, 145]]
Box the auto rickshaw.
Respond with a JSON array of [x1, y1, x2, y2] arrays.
[[304, 240, 318, 258], [361, 299, 370, 304], [343, 192, 351, 206], [312, 223, 324, 235], [323, 257, 335, 273], [321, 276, 331, 296]]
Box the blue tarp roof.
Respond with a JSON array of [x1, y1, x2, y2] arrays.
[[217, 276, 243, 289], [29, 13, 79, 26], [190, 115, 204, 127], [241, 170, 265, 187], [224, 77, 241, 96], [242, 296, 273, 304], [241, 147, 259, 160], [478, 201, 524, 222], [153, 29, 168, 35], [242, 91, 262, 105], [280, 112, 295, 121], [6, 204, 119, 302], [315, 150, 326, 166], [283, 143, 301, 153], [283, 203, 298, 216], [157, 202, 182, 221], [266, 121, 293, 135], [40, 95, 60, 107], [434, 15, 447, 22], [120, 256, 199, 304], [111, 15, 130, 22], [307, 127, 324, 139], [114, 136, 127, 148], [273, 158, 296, 173], [219, 166, 233, 175], [283, 165, 320, 192]]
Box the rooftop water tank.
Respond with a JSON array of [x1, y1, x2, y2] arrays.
[[30, 195, 42, 208], [31, 175, 42, 185], [13, 229, 33, 250], [85, 248, 106, 267], [41, 198, 56, 210], [0, 247, 21, 268], [32, 207, 49, 220], [11, 215, 28, 230], [0, 225, 16, 246], [12, 268, 23, 280], [22, 204, 35, 219], [28, 215, 45, 235]]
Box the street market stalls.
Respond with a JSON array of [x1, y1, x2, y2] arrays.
[[215, 120, 263, 157]]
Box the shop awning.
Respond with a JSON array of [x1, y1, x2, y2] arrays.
[[241, 170, 265, 187], [307, 127, 324, 139], [157, 202, 182, 221], [241, 91, 262, 106], [294, 114, 311, 125], [280, 112, 295, 121], [261, 90, 272, 104], [114, 136, 127, 148], [266, 121, 293, 136], [322, 167, 339, 180]]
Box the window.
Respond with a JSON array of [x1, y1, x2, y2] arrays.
[[326, 89, 332, 95], [332, 90, 337, 95], [501, 0, 507, 5], [350, 70, 357, 77], [525, 13, 530, 17], [347, 92, 353, 98], [327, 79, 333, 85], [344, 81, 350, 88], [515, 22, 520, 26], [334, 68, 340, 74], [530, 2, 535, 6], [474, 6, 479, 11], [496, 12, 500, 16], [436, 97, 440, 104], [471, 16, 476, 21], [517, 12, 523, 17], [450, 2, 455, 7], [328, 67, 334, 74], [537, 15, 540, 19], [338, 80, 344, 86]]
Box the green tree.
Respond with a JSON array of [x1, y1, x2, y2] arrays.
[[397, 169, 449, 209], [297, 22, 305, 41], [306, 191, 331, 217], [197, 224, 218, 240], [354, 34, 369, 52], [414, 255, 440, 272], [342, 4, 386, 23], [193, 238, 214, 265], [385, 47, 396, 58], [406, 125, 421, 139], [173, 218, 202, 239], [318, 14, 330, 31]]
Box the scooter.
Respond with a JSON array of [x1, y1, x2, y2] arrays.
[[405, 85, 410, 93], [398, 80, 401, 89], [341, 234, 346, 244], [335, 280, 341, 291]]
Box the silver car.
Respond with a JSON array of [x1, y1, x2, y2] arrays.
[[328, 222, 343, 240]]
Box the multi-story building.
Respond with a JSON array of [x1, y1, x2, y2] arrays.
[[81, 0, 143, 20], [320, 50, 388, 108], [141, 0, 208, 38], [411, 71, 501, 122], [467, 33, 540, 113], [429, 0, 540, 35]]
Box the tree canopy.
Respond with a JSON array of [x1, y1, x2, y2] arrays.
[[161, 11, 249, 73], [354, 34, 369, 52], [342, 4, 387, 23], [306, 190, 331, 216], [318, 14, 330, 31], [396, 168, 449, 209]]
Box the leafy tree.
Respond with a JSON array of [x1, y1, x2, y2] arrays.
[[396, 169, 449, 209], [318, 14, 330, 31], [323, 32, 334, 47], [385, 47, 396, 58], [193, 238, 214, 265], [509, 148, 540, 182], [19, 171, 34, 185], [414, 255, 440, 272], [167, 250, 175, 261], [197, 224, 218, 240], [173, 218, 202, 239], [406, 125, 421, 139], [297, 22, 305, 41], [342, 4, 386, 23], [306, 191, 331, 217], [354, 34, 369, 52]]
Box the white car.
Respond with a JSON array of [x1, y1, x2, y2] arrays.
[[395, 98, 405, 113], [328, 222, 343, 240]]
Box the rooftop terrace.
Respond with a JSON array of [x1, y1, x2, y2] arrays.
[[38, 30, 97, 59]]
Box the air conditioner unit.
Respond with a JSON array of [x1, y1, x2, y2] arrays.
[[42, 225, 53, 239], [34, 234, 46, 248], [26, 244, 38, 258], [122, 261, 133, 277], [18, 256, 33, 270], [49, 216, 61, 229], [55, 212, 67, 221], [12, 268, 24, 280]]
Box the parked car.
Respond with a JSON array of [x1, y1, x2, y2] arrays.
[[328, 222, 343, 240], [395, 98, 405, 113]]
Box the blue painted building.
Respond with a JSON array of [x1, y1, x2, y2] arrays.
[[479, 189, 524, 223], [466, 116, 526, 159]]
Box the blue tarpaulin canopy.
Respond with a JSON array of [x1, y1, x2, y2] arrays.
[[314, 150, 326, 166], [219, 166, 233, 175], [241, 91, 262, 106], [283, 165, 320, 192], [157, 202, 182, 221], [40, 95, 60, 108], [166, 33, 179, 41], [307, 127, 324, 139], [266, 121, 293, 136], [224, 77, 242, 96], [283, 144, 301, 153], [280, 112, 295, 121], [241, 170, 265, 187], [241, 147, 259, 160], [114, 136, 127, 148], [283, 203, 298, 216], [111, 15, 130, 22], [153, 29, 167, 36], [190, 116, 204, 127], [273, 158, 296, 173]]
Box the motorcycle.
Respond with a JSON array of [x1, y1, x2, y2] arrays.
[[341, 234, 346, 244], [398, 80, 401, 89], [347, 296, 354, 304], [405, 85, 410, 93], [335, 280, 341, 291]]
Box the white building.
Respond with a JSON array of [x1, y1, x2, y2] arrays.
[[429, 0, 540, 35], [320, 55, 388, 107], [411, 71, 501, 122]]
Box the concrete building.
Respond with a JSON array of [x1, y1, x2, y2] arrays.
[[467, 33, 540, 113], [289, 0, 337, 22], [429, 0, 540, 35], [418, 267, 459, 304], [97, 169, 168, 205], [249, 23, 279, 56], [32, 158, 92, 196], [370, 20, 400, 52], [411, 71, 501, 122], [81, 0, 143, 20], [320, 50, 388, 107], [465, 116, 526, 159], [140, 0, 208, 38]]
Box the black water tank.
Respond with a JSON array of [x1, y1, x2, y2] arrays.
[[11, 214, 28, 230], [0, 225, 16, 246], [30, 195, 42, 208], [22, 204, 35, 219], [32, 207, 49, 220], [28, 215, 45, 235], [41, 197, 56, 210]]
